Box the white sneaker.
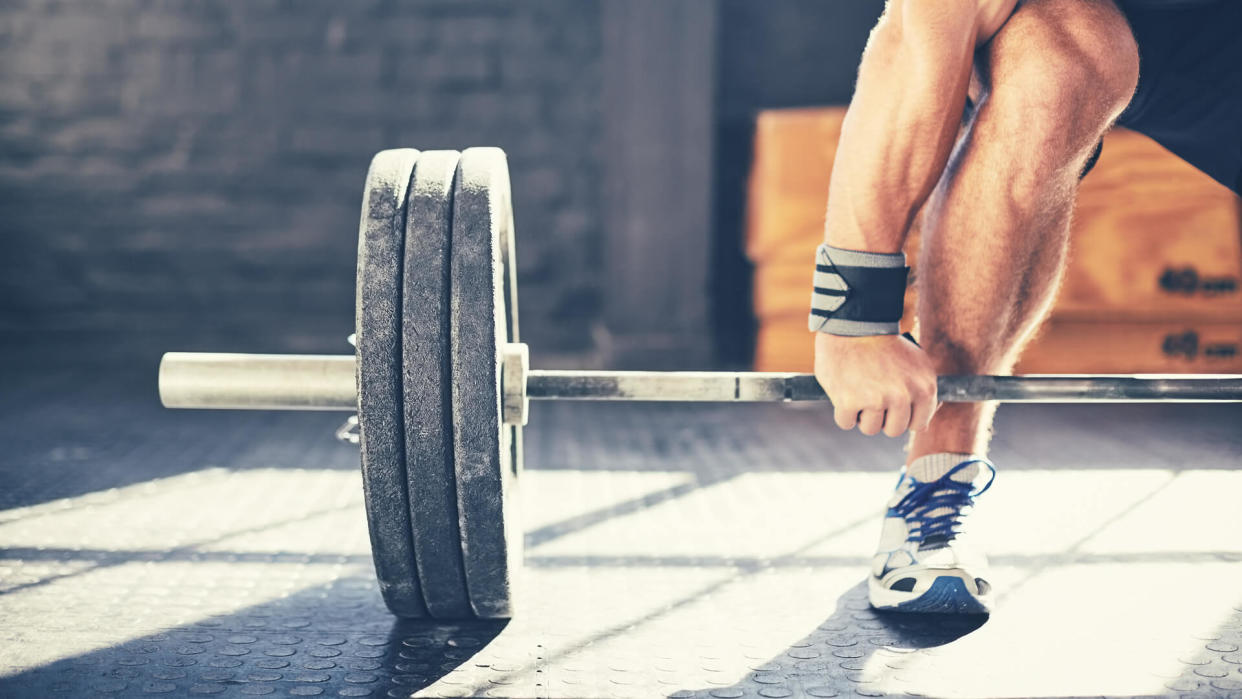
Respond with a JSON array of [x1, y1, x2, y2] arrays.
[[868, 458, 996, 614]]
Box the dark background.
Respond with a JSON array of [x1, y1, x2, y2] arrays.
[[0, 0, 882, 370]]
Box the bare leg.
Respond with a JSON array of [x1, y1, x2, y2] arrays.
[[909, 0, 1139, 461]]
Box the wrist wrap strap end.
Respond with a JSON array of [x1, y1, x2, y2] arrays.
[[808, 243, 909, 336]]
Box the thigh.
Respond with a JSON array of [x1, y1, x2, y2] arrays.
[[1116, 0, 1242, 193]]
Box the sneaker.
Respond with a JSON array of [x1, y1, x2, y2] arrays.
[[868, 458, 996, 614]]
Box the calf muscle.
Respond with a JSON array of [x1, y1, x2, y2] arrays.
[[908, 0, 1137, 460]]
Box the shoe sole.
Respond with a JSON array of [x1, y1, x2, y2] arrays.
[[870, 575, 991, 615]]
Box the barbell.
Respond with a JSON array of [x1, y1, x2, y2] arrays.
[[157, 147, 1242, 620]]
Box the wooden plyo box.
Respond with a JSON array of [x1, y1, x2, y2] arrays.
[[746, 108, 845, 267], [746, 107, 1242, 373], [1016, 322, 1242, 374], [1058, 129, 1242, 321], [756, 318, 1242, 378]]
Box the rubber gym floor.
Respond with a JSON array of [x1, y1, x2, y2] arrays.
[[2, 358, 1241, 699]]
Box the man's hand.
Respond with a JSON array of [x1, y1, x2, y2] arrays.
[[814, 333, 938, 437]]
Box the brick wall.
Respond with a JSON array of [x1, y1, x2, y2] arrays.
[[0, 0, 602, 360]]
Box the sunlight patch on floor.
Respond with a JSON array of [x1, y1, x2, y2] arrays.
[[0, 468, 366, 553], [0, 469, 370, 676], [0, 560, 348, 677], [862, 562, 1242, 698]]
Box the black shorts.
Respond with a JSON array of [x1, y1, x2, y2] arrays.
[[1106, 0, 1242, 193]]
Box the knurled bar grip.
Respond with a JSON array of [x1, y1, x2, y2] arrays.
[[158, 351, 1242, 411], [526, 371, 1242, 402]]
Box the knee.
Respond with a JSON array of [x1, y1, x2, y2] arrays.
[[982, 0, 1138, 136]]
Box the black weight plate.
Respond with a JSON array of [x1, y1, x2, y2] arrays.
[[401, 150, 472, 619], [356, 148, 426, 618], [496, 155, 524, 481], [450, 147, 522, 618]]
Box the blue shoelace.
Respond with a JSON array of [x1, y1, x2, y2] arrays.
[[890, 459, 996, 550]]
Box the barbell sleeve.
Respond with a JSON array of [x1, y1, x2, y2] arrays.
[[159, 352, 358, 411], [158, 350, 1242, 411]]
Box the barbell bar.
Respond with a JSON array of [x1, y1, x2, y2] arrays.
[[158, 351, 1242, 416], [156, 146, 1242, 622]]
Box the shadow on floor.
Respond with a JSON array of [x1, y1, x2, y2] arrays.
[[0, 575, 506, 697], [673, 581, 988, 699], [672, 578, 1242, 698]]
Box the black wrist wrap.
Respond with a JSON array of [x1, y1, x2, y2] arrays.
[[807, 243, 909, 336]]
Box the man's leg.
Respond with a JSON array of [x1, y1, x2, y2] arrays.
[[868, 0, 1140, 614], [909, 0, 1140, 463]]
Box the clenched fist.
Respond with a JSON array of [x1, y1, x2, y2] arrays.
[[813, 333, 938, 437]]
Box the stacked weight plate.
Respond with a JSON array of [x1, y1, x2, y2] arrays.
[[355, 147, 522, 619]]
